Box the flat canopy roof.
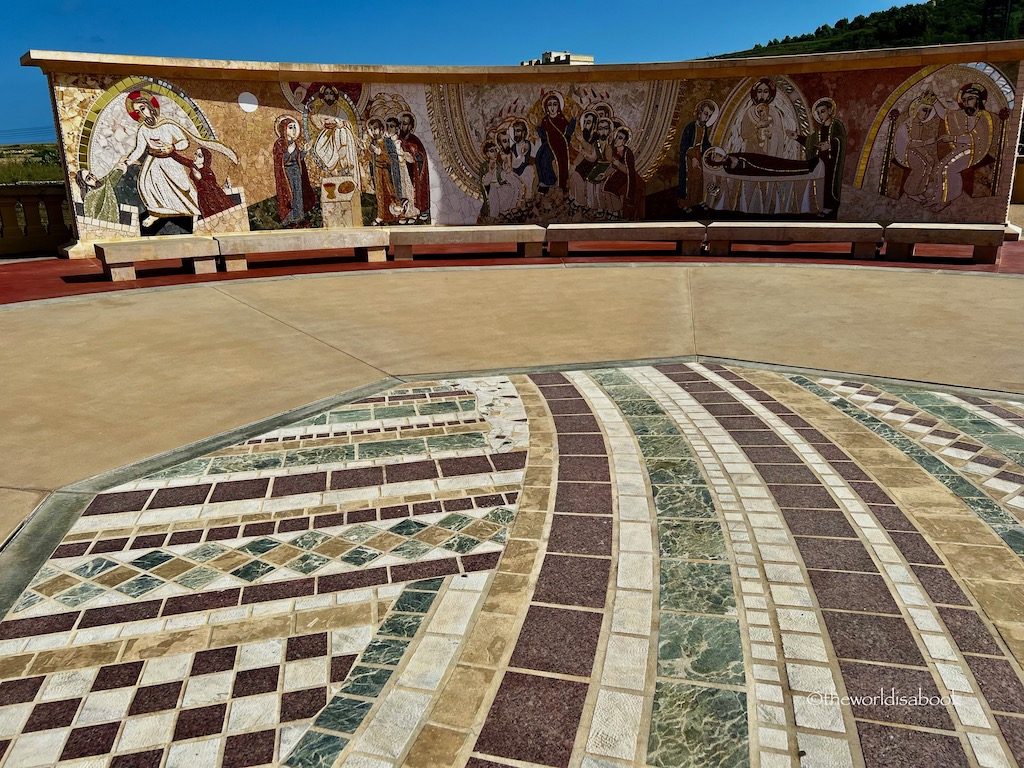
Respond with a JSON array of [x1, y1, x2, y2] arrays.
[[21, 39, 1024, 83]]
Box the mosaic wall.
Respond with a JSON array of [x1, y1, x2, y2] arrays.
[[49, 58, 1024, 243]]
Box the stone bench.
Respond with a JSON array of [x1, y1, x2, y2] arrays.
[[545, 222, 706, 257], [215, 228, 390, 271], [95, 235, 220, 281], [389, 225, 546, 260], [706, 222, 884, 258], [883, 223, 1004, 263]]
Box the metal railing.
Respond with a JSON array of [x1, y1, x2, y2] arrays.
[[0, 181, 73, 257]]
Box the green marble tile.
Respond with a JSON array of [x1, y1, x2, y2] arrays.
[[660, 520, 726, 561], [490, 528, 509, 544], [130, 551, 173, 570], [410, 578, 444, 591], [373, 405, 417, 419], [29, 566, 58, 586], [442, 535, 480, 554], [437, 514, 473, 531], [393, 590, 437, 613], [117, 574, 164, 597], [457, 398, 477, 411], [588, 369, 635, 387], [660, 561, 735, 615], [175, 567, 220, 589], [328, 408, 373, 424], [627, 416, 681, 436], [231, 560, 276, 582], [638, 435, 694, 459], [338, 525, 379, 543], [426, 433, 488, 451], [71, 558, 117, 579], [288, 552, 331, 574], [285, 730, 349, 768], [357, 438, 428, 459], [238, 538, 280, 556], [55, 582, 105, 607], [647, 682, 748, 768], [658, 614, 745, 684], [388, 519, 428, 536], [12, 592, 43, 613], [378, 613, 424, 638], [186, 543, 227, 562], [417, 401, 461, 415], [653, 485, 715, 519], [291, 531, 332, 550], [207, 453, 285, 474], [339, 665, 392, 697], [484, 507, 516, 525], [647, 459, 704, 486], [314, 696, 372, 733], [619, 399, 668, 417], [144, 458, 211, 480], [340, 547, 381, 567], [361, 638, 409, 666], [282, 446, 356, 467], [390, 540, 432, 560]]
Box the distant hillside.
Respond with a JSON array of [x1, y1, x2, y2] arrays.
[[724, 0, 1023, 57], [0, 143, 62, 184]]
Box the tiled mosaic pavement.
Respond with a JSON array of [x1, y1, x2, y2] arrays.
[[2, 365, 1024, 768]]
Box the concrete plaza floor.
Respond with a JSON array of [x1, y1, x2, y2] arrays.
[[0, 262, 1023, 767]]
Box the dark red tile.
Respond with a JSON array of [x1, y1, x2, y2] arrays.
[[474, 494, 504, 507], [794, 538, 877, 573], [831, 462, 872, 482], [462, 551, 501, 571], [149, 484, 212, 509], [129, 681, 183, 715], [539, 385, 582, 399], [743, 446, 802, 464], [731, 430, 785, 447], [547, 514, 612, 556], [92, 661, 143, 691], [849, 482, 894, 505], [529, 372, 569, 386], [411, 501, 442, 515], [89, 537, 129, 554], [840, 661, 953, 728], [242, 522, 275, 537], [795, 427, 830, 444], [868, 504, 915, 531], [823, 611, 924, 665], [996, 715, 1024, 766], [816, 444, 851, 461], [79, 600, 162, 629], [24, 697, 81, 731], [314, 512, 347, 528], [384, 460, 439, 483], [162, 588, 239, 616], [281, 687, 327, 721], [533, 555, 610, 609], [756, 464, 819, 484], [551, 414, 600, 433], [110, 750, 164, 768], [271, 471, 327, 497], [209, 478, 270, 503], [287, 633, 328, 661], [277, 516, 310, 533], [556, 434, 606, 456], [965, 656, 1024, 714], [443, 497, 474, 512], [221, 729, 276, 768], [330, 466, 384, 489], [242, 578, 315, 605], [554, 482, 612, 515], [437, 456, 491, 477], [380, 505, 410, 520], [206, 525, 240, 541], [52, 542, 90, 558], [780, 509, 855, 538], [889, 532, 942, 565], [331, 654, 356, 683], [60, 722, 119, 760], [0, 741, 8, 761], [856, 722, 967, 768], [547, 399, 592, 415], [491, 451, 528, 470], [769, 484, 839, 509], [717, 416, 771, 430], [346, 508, 376, 523], [318, 568, 388, 593], [475, 671, 588, 767], [190, 646, 237, 676], [809, 570, 898, 614], [0, 676, 43, 705], [702, 403, 754, 417], [232, 666, 280, 697], [912, 565, 970, 606], [778, 414, 812, 428], [936, 608, 1002, 656], [129, 534, 167, 550], [391, 558, 459, 582], [510, 606, 602, 677], [173, 703, 226, 740], [83, 490, 153, 516], [558, 456, 611, 482]]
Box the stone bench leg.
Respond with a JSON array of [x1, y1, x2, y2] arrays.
[[191, 256, 218, 275], [393, 244, 414, 261], [548, 241, 569, 258], [707, 240, 730, 257], [355, 246, 388, 263], [851, 241, 878, 259], [106, 264, 136, 282], [222, 255, 247, 272], [973, 244, 1000, 264], [678, 240, 702, 257], [517, 242, 543, 258], [885, 242, 914, 260]]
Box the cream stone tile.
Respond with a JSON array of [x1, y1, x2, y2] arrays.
[[585, 689, 643, 761]]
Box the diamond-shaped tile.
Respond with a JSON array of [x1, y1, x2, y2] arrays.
[[130, 551, 174, 570], [186, 543, 228, 562], [176, 567, 220, 589], [262, 544, 304, 566], [364, 532, 405, 553], [291, 531, 331, 550], [314, 539, 355, 558], [231, 561, 276, 582], [94, 566, 138, 587], [339, 525, 379, 543], [442, 535, 480, 554], [211, 551, 250, 572], [117, 574, 164, 597], [288, 553, 331, 574], [34, 574, 80, 596], [238, 538, 280, 556], [54, 583, 105, 607], [437, 514, 473, 531], [414, 527, 456, 546], [391, 541, 432, 560], [340, 547, 381, 567], [152, 558, 195, 580], [388, 519, 429, 537], [71, 558, 118, 579], [463, 520, 502, 539], [484, 507, 516, 525], [12, 592, 44, 613]]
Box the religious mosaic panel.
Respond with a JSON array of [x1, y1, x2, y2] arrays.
[[47, 56, 1024, 245]]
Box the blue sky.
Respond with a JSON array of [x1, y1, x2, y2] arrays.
[[3, 0, 913, 143]]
